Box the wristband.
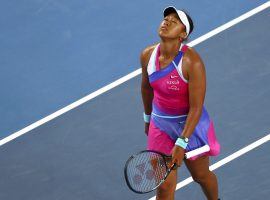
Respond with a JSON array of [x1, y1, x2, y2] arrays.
[[175, 137, 188, 149], [143, 112, 151, 123]]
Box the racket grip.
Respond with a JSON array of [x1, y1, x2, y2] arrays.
[[185, 145, 210, 159], [169, 163, 178, 171]]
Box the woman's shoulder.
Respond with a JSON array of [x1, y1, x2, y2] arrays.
[[183, 46, 204, 70], [141, 43, 158, 56], [140, 43, 159, 67], [184, 46, 200, 59]]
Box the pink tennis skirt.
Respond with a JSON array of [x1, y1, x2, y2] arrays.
[[147, 107, 220, 160]]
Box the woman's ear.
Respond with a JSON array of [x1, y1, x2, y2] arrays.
[[180, 32, 187, 40]]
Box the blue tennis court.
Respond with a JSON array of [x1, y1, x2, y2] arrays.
[[0, 1, 269, 199]]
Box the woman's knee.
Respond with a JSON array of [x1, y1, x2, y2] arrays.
[[157, 178, 176, 198], [192, 170, 213, 184], [158, 179, 176, 192]]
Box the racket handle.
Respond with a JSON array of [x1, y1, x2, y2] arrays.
[[169, 163, 178, 170], [185, 145, 210, 159]]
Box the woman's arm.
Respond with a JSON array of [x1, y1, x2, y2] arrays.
[[140, 46, 155, 134], [181, 48, 206, 138], [172, 47, 206, 166], [141, 47, 154, 114]]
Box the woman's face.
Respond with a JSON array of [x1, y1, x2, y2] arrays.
[[158, 13, 186, 40]]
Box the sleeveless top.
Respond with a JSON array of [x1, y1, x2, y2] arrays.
[[147, 43, 189, 116]]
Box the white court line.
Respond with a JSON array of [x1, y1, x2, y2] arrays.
[[1, 1, 270, 146], [148, 134, 270, 200]]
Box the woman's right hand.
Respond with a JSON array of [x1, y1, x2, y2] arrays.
[[144, 122, 150, 135]]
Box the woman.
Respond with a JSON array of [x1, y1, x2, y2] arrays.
[[141, 6, 221, 200]]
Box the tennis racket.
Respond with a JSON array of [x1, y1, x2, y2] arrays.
[[124, 145, 210, 194]]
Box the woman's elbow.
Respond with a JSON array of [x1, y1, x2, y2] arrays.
[[189, 105, 203, 116]]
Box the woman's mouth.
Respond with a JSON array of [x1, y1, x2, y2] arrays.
[[161, 26, 167, 30]]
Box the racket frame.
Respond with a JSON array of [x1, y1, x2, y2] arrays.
[[124, 145, 210, 194], [124, 150, 174, 194]]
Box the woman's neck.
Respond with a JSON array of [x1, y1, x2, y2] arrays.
[[159, 39, 182, 58]]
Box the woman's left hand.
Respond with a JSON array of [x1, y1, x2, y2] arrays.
[[171, 145, 185, 169]]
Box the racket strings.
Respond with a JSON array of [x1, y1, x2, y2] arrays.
[[125, 151, 168, 193]]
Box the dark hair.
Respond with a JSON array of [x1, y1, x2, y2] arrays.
[[186, 13, 194, 35], [182, 10, 194, 36]]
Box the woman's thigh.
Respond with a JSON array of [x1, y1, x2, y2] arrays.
[[157, 166, 178, 196], [184, 156, 210, 180]]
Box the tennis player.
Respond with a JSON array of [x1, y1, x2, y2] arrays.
[[141, 6, 221, 200]]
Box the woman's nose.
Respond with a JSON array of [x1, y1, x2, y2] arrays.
[[164, 21, 170, 26]]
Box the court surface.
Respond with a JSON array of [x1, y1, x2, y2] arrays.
[[0, 2, 270, 200], [1, 0, 269, 139]]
